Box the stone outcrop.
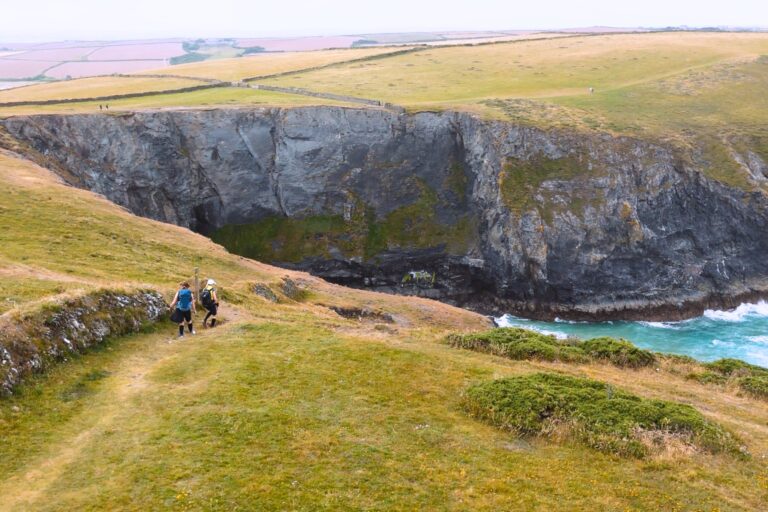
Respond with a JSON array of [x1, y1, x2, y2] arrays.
[[4, 108, 768, 320], [0, 289, 167, 395]]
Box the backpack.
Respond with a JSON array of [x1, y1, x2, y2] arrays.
[[201, 287, 214, 306], [177, 288, 193, 311]]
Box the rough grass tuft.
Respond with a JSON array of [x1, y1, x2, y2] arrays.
[[464, 373, 745, 458], [447, 327, 656, 368]]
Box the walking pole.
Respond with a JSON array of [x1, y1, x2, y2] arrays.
[[194, 267, 200, 313]]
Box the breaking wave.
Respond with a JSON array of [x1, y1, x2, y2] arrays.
[[497, 300, 768, 367]]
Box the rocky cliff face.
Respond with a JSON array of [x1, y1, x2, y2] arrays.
[[4, 108, 768, 320]]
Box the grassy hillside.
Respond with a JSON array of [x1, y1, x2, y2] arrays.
[[1, 143, 767, 510], [257, 32, 768, 117]]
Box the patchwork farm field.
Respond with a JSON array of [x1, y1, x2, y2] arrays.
[[145, 46, 414, 81], [0, 76, 208, 103]]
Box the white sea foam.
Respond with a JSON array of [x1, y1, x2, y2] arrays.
[[495, 316, 569, 339], [703, 300, 768, 322], [554, 317, 588, 324], [638, 321, 681, 330], [747, 335, 768, 345], [745, 349, 768, 368], [711, 339, 737, 348]]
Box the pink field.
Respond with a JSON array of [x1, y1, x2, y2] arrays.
[[5, 47, 95, 61], [46, 60, 160, 79], [0, 59, 52, 79], [88, 43, 185, 60], [236, 36, 359, 52]]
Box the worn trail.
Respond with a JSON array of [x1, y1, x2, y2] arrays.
[[0, 308, 251, 512]]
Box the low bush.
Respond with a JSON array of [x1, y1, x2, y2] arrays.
[[447, 327, 588, 363], [580, 337, 656, 368], [447, 328, 655, 368], [686, 371, 728, 385], [738, 375, 768, 399], [705, 358, 768, 377], [685, 359, 768, 400], [464, 373, 745, 458]]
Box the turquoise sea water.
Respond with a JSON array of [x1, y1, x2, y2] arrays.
[[497, 301, 768, 367]]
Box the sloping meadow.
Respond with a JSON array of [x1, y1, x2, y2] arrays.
[[449, 327, 753, 459]]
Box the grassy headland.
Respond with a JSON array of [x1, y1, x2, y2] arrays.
[[0, 140, 767, 509]]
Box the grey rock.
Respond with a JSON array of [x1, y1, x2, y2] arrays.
[[4, 107, 768, 321]]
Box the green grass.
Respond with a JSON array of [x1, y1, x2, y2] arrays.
[[2, 321, 766, 510], [0, 87, 354, 117], [0, 277, 87, 314], [464, 373, 744, 458], [448, 327, 657, 368], [261, 33, 768, 105]]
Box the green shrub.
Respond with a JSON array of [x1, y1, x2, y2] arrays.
[[464, 373, 744, 458], [447, 328, 653, 368], [686, 371, 728, 385], [447, 328, 588, 363], [738, 376, 768, 399], [705, 358, 768, 377], [580, 337, 656, 368]]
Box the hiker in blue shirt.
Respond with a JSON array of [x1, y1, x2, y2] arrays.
[[169, 281, 196, 338]]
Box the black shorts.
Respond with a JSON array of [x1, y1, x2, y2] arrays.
[[175, 308, 192, 323], [204, 303, 218, 315]]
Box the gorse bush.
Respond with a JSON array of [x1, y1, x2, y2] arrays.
[[738, 376, 768, 399], [580, 337, 657, 368], [705, 358, 768, 377], [464, 373, 745, 458], [687, 358, 768, 400], [447, 328, 656, 368]]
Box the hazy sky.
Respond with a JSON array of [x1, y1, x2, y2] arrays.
[[1, 0, 766, 41]]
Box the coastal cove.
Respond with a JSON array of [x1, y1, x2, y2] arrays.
[[498, 301, 768, 367]]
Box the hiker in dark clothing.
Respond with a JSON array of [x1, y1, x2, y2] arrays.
[[201, 279, 219, 328], [170, 281, 196, 337]]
